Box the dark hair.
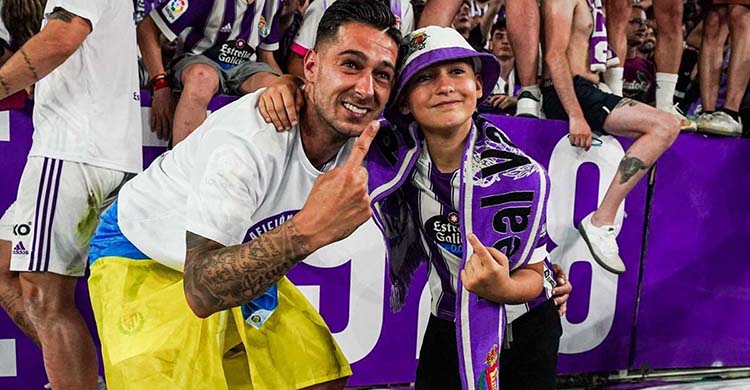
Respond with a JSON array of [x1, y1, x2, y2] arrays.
[[315, 0, 401, 51], [490, 18, 507, 37], [2, 0, 47, 47]]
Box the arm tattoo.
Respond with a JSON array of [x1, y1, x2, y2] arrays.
[[618, 154, 649, 184], [613, 98, 638, 110], [184, 221, 312, 316], [20, 49, 40, 81], [47, 8, 77, 23], [0, 74, 10, 96]]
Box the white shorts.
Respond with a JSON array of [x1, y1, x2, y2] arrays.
[[9, 156, 130, 276], [0, 203, 16, 242]]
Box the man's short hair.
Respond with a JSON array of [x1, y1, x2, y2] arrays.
[[490, 18, 507, 37], [315, 0, 402, 51]]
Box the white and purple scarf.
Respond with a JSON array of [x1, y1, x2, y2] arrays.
[[589, 0, 620, 73], [367, 115, 549, 390]]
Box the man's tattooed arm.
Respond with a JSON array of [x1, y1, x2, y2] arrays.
[[618, 154, 649, 184], [183, 220, 313, 318], [0, 7, 90, 99]]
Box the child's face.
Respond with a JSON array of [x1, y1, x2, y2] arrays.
[[401, 59, 482, 133]]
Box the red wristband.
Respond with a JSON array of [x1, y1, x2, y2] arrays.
[[151, 77, 169, 91]]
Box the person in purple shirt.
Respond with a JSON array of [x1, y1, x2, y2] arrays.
[[623, 6, 656, 105], [138, 0, 285, 145]]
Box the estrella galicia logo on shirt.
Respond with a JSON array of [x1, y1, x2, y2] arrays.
[[162, 0, 188, 23], [424, 212, 463, 256], [243, 210, 299, 243], [205, 40, 256, 70]]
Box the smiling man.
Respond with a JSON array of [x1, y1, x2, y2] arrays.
[[86, 1, 401, 389]]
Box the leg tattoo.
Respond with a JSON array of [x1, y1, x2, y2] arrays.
[[618, 155, 649, 184], [613, 98, 638, 110]]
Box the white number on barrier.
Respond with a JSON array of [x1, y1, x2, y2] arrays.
[[299, 219, 386, 363], [0, 111, 10, 142], [547, 135, 625, 354], [139, 107, 212, 148], [0, 339, 16, 377]]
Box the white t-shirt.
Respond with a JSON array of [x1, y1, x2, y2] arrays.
[[30, 0, 142, 173], [118, 90, 354, 271], [290, 0, 414, 57]]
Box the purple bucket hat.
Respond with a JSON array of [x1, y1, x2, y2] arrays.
[[384, 26, 501, 123]]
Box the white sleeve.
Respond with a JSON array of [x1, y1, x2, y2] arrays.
[[44, 0, 109, 29], [291, 1, 326, 55], [400, 0, 414, 35], [184, 130, 269, 246]]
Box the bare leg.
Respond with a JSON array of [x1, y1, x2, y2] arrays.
[[417, 0, 463, 27], [172, 63, 220, 145], [723, 4, 750, 111], [604, 0, 630, 95], [238, 72, 280, 95], [593, 99, 680, 226], [654, 0, 685, 74], [21, 272, 98, 390], [506, 0, 540, 88], [0, 240, 39, 346], [699, 6, 729, 112]]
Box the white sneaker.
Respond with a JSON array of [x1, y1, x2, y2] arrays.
[[697, 111, 742, 137], [577, 212, 626, 274], [660, 104, 698, 132], [515, 90, 541, 118]]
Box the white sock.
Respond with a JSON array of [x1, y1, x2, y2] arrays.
[[519, 85, 541, 99], [655, 72, 678, 110], [604, 67, 624, 97]]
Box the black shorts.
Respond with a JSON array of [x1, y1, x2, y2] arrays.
[[415, 300, 562, 390], [542, 75, 623, 134]]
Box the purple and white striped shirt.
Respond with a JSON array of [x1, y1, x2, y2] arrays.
[[150, 0, 282, 69], [410, 143, 554, 323]]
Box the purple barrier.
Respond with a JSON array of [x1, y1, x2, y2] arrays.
[[486, 115, 646, 373], [632, 135, 750, 369], [1, 96, 747, 388]]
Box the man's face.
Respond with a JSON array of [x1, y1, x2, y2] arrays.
[[638, 26, 656, 54], [490, 28, 513, 61], [304, 23, 398, 138], [452, 3, 472, 36], [626, 8, 647, 47]]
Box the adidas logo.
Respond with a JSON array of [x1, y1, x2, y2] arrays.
[[12, 242, 28, 256], [220, 23, 232, 33]]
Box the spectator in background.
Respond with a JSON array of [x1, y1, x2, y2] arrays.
[[696, 1, 749, 136], [452, 0, 501, 51], [286, 0, 413, 80], [273, 0, 308, 74], [623, 7, 657, 105], [138, 0, 283, 145], [0, 0, 142, 388], [605, 0, 698, 131], [541, 0, 680, 274], [485, 19, 520, 114]]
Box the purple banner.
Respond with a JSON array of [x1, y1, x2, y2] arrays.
[[0, 98, 748, 388], [632, 135, 750, 369], [486, 115, 645, 373]]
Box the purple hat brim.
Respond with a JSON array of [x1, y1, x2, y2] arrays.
[[384, 47, 501, 124]]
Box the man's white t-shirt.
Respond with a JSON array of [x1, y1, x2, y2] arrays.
[[290, 0, 413, 57], [117, 91, 353, 271], [31, 0, 142, 173]]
